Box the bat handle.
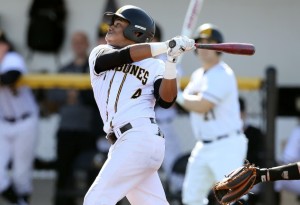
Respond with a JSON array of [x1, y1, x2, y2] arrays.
[[169, 40, 176, 48]]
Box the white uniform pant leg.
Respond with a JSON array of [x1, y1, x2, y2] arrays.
[[158, 121, 184, 192], [83, 125, 169, 205], [182, 134, 248, 205], [210, 133, 248, 181], [159, 121, 181, 176], [12, 116, 38, 195], [0, 121, 13, 192], [182, 142, 215, 205], [126, 171, 168, 205]]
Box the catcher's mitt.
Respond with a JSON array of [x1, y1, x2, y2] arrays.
[[213, 161, 257, 205]]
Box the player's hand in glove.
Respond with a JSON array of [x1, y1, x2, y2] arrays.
[[213, 161, 258, 205], [167, 36, 195, 63]]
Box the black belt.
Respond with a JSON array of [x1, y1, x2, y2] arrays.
[[119, 118, 156, 134], [107, 132, 118, 145], [3, 113, 31, 123], [107, 118, 162, 145], [202, 130, 242, 144]]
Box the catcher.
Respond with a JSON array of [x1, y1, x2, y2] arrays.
[[213, 161, 300, 205]]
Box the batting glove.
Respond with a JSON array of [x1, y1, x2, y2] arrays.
[[167, 36, 195, 58]]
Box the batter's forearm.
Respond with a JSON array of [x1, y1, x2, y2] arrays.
[[129, 42, 170, 61], [129, 44, 154, 61], [95, 47, 133, 72], [95, 43, 167, 72]]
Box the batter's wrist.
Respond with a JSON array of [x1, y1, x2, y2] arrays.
[[149, 42, 168, 57], [164, 61, 177, 79]]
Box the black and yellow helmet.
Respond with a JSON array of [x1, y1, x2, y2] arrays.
[[193, 23, 224, 43], [104, 5, 155, 43]]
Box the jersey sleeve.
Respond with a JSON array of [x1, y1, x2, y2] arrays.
[[1, 52, 27, 74], [152, 58, 165, 83], [89, 44, 107, 76]]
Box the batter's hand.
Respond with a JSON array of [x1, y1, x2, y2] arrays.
[[167, 36, 195, 58]]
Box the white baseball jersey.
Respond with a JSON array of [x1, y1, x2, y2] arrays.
[[184, 61, 242, 140], [0, 52, 38, 118], [89, 44, 165, 134]]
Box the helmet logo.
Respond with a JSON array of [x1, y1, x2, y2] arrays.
[[200, 28, 212, 38], [134, 25, 146, 31]]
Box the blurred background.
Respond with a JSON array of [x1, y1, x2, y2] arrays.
[[0, 0, 300, 205]]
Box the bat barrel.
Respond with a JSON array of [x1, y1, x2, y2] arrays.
[[195, 43, 255, 55]]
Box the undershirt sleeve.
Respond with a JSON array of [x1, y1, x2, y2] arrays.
[[153, 78, 176, 109], [94, 47, 133, 74]]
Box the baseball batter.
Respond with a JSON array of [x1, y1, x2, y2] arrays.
[[176, 23, 248, 205], [0, 29, 39, 205], [84, 5, 195, 205]]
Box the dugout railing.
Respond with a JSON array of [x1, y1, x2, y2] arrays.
[[17, 67, 277, 205]]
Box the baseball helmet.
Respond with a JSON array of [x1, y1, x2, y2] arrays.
[[193, 23, 224, 43], [104, 5, 155, 43], [154, 23, 162, 42]]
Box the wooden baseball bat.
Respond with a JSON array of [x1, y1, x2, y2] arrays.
[[195, 43, 255, 55], [177, 0, 204, 64]]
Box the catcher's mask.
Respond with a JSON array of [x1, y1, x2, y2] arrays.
[[104, 5, 155, 43]]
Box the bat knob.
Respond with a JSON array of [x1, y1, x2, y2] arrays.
[[169, 40, 176, 48]]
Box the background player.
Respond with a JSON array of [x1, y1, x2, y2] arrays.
[[176, 23, 248, 205], [84, 5, 194, 205], [0, 28, 39, 205]]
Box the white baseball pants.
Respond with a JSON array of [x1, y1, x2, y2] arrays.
[[0, 115, 38, 194], [182, 133, 248, 205], [83, 122, 169, 205]]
